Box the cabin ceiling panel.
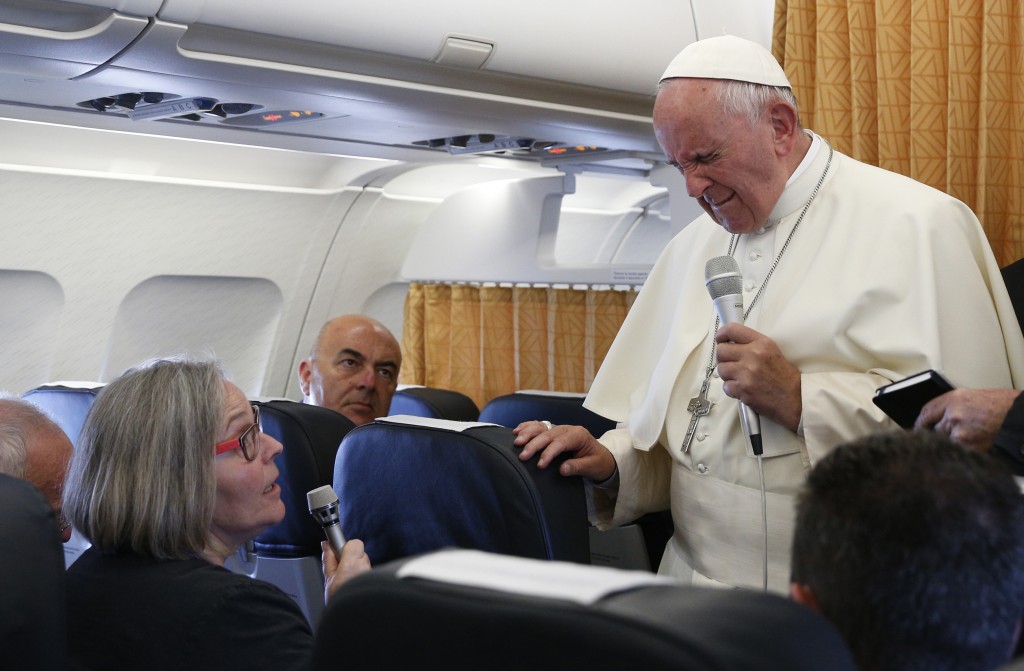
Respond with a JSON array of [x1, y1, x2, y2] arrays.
[[0, 0, 148, 77], [151, 0, 697, 95], [0, 0, 679, 163]]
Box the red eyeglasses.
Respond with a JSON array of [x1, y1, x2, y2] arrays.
[[214, 404, 262, 462]]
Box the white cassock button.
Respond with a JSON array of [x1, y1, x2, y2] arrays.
[[697, 463, 710, 475], [748, 251, 761, 262], [696, 432, 707, 441], [745, 281, 756, 292]]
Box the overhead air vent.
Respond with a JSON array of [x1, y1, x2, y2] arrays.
[[77, 93, 263, 123], [412, 134, 627, 165], [413, 134, 554, 156]]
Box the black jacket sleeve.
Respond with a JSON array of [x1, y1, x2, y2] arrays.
[[993, 393, 1024, 474]]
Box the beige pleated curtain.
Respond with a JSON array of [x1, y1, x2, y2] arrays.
[[774, 0, 1023, 265], [401, 0, 1022, 407], [400, 284, 637, 410]]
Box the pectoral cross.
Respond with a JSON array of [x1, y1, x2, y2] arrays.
[[682, 374, 714, 453]]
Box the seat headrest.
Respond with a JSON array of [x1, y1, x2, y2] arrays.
[[252, 400, 355, 557], [479, 391, 616, 437], [389, 387, 480, 421], [313, 549, 857, 671], [21, 382, 104, 448]]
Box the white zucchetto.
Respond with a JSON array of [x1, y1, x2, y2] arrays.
[[660, 34, 792, 88]]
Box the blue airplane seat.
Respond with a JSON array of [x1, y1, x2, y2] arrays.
[[333, 417, 589, 567], [238, 400, 355, 626], [478, 390, 615, 436], [21, 381, 104, 448], [478, 390, 672, 574], [0, 474, 67, 671], [312, 549, 857, 671], [389, 386, 480, 421]]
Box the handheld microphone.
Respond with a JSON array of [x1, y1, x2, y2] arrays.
[[704, 255, 763, 456], [307, 484, 346, 559]]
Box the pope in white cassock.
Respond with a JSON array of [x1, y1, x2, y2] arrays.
[[515, 35, 1024, 594]]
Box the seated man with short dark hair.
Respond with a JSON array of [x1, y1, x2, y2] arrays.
[[790, 430, 1024, 671]]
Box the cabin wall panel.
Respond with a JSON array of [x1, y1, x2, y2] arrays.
[[103, 275, 283, 393], [0, 270, 64, 394], [555, 209, 641, 266], [401, 173, 666, 286], [0, 166, 356, 396], [287, 189, 440, 399], [610, 199, 680, 264]]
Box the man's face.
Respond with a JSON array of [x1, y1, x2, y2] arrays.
[[653, 79, 788, 235], [299, 320, 401, 426]]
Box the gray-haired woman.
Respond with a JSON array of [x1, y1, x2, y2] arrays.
[[62, 357, 369, 670]]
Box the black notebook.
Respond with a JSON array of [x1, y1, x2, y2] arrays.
[[872, 369, 955, 429]]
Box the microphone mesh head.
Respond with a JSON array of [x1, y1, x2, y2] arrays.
[[704, 255, 743, 299], [307, 484, 339, 512]]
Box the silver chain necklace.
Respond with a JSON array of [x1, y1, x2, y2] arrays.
[[681, 140, 834, 453]]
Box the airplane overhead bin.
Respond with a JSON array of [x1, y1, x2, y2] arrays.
[[0, 0, 149, 78], [0, 0, 770, 163], [91, 0, 698, 95]]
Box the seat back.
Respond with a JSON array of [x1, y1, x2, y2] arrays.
[[21, 381, 104, 448], [313, 549, 857, 671], [389, 386, 480, 421], [478, 390, 670, 572], [0, 474, 67, 670], [333, 417, 589, 566], [239, 400, 355, 626]]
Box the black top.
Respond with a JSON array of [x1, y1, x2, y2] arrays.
[[994, 393, 1024, 475], [1000, 257, 1024, 337], [0, 474, 67, 671], [66, 547, 312, 671]]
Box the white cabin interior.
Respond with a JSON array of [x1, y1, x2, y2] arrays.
[[0, 0, 775, 398]]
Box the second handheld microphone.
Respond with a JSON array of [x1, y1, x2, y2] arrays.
[[704, 255, 763, 456]]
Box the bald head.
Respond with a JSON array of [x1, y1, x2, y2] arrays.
[[299, 315, 402, 426], [0, 397, 74, 541]]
